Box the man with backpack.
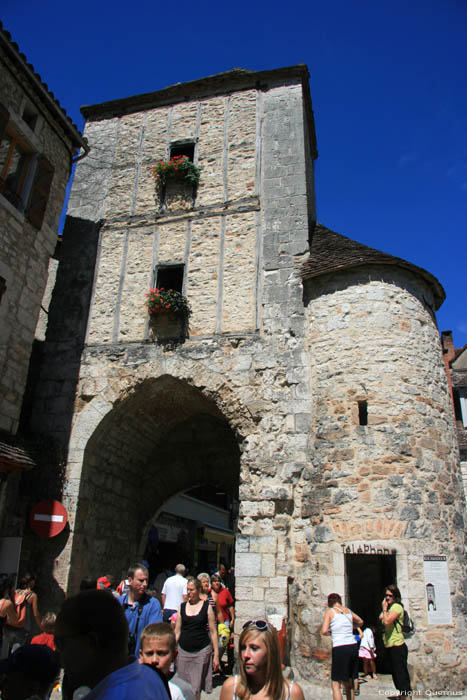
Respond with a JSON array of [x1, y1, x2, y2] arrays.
[[119, 564, 162, 655], [380, 584, 412, 698]]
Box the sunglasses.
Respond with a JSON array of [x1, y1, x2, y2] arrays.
[[385, 594, 394, 599], [242, 620, 271, 631]]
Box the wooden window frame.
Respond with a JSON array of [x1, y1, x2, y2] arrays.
[[0, 102, 54, 229], [0, 129, 32, 209]]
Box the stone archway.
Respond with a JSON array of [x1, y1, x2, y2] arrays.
[[65, 375, 241, 591]]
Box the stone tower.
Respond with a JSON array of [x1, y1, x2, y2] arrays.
[[32, 66, 466, 691]]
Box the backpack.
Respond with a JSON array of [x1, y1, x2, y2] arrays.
[[396, 606, 415, 638], [8, 590, 32, 629]]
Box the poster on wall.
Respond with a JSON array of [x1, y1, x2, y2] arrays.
[[423, 555, 453, 625], [0, 537, 22, 584]]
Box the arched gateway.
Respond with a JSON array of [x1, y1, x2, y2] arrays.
[[30, 66, 465, 691], [61, 375, 242, 591]]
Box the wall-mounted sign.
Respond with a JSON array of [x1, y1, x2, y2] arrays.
[[0, 537, 22, 581], [29, 500, 67, 538], [341, 544, 396, 555], [423, 555, 452, 625]]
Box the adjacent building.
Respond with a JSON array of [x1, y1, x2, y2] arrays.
[[441, 330, 467, 499], [0, 23, 87, 541]]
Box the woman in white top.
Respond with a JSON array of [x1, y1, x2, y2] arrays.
[[220, 620, 304, 700], [321, 593, 363, 700]]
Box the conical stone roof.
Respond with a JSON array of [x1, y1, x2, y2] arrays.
[[301, 223, 445, 310]]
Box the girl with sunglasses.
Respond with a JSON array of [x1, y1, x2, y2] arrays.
[[220, 620, 304, 700], [380, 585, 411, 699]]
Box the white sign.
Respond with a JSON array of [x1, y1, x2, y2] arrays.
[[423, 555, 453, 625], [156, 523, 180, 543], [0, 537, 22, 582], [33, 514, 64, 522]]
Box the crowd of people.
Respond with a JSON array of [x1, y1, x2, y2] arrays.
[[0, 565, 412, 700]]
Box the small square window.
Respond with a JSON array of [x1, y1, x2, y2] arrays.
[[169, 141, 195, 162], [156, 264, 184, 293]]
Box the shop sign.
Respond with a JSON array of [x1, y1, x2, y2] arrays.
[[156, 523, 180, 543], [341, 543, 396, 555]]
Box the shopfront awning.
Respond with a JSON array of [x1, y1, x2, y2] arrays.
[[203, 524, 235, 545]]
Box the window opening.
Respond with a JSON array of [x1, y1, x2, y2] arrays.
[[156, 265, 184, 293], [345, 552, 396, 674], [22, 106, 38, 132], [455, 388, 467, 427], [0, 132, 30, 208], [358, 400, 368, 426], [0, 276, 6, 303], [170, 141, 195, 162]]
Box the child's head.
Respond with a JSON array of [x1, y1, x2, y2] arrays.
[[138, 623, 176, 676], [40, 612, 56, 634]]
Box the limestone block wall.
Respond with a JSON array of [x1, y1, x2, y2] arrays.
[[291, 268, 466, 689], [0, 51, 75, 434], [67, 83, 294, 343], [36, 74, 317, 635]]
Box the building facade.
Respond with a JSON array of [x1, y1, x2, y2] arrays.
[[31, 66, 466, 690], [0, 23, 86, 539], [441, 330, 467, 499]]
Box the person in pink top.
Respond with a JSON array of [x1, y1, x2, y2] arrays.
[[0, 576, 18, 657]]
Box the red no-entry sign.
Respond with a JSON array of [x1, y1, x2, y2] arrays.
[[29, 500, 68, 538]]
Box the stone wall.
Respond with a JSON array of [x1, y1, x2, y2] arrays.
[[0, 47, 75, 434], [36, 76, 315, 621], [68, 87, 261, 343], [291, 267, 467, 689]]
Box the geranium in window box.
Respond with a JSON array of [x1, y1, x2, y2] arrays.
[[145, 287, 191, 319], [150, 156, 200, 189]]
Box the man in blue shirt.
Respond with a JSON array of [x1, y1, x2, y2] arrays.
[[119, 564, 162, 654], [55, 589, 169, 700]]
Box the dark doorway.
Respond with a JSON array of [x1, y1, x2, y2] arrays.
[[345, 553, 396, 674]]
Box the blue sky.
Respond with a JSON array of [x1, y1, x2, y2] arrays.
[[3, 0, 466, 344]]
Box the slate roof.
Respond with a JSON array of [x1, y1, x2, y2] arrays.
[[0, 432, 36, 473], [302, 223, 445, 310], [0, 21, 87, 150]]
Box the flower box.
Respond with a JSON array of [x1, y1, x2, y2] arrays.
[[150, 156, 200, 188]]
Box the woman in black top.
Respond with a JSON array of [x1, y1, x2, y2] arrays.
[[175, 576, 219, 699]]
